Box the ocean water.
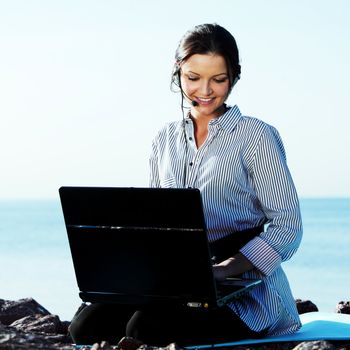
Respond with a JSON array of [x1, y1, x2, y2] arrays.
[[0, 198, 349, 321]]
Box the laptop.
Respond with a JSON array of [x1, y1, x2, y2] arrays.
[[59, 186, 261, 309]]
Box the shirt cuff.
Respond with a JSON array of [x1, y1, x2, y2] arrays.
[[240, 236, 281, 276]]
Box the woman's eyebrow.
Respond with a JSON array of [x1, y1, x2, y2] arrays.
[[186, 70, 228, 77], [213, 73, 228, 77], [187, 70, 200, 75]]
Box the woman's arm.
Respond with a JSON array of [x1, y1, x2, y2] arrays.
[[212, 253, 254, 281], [213, 124, 303, 280], [240, 124, 303, 277]]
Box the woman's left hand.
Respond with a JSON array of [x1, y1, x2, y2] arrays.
[[212, 263, 230, 282], [212, 253, 255, 281]]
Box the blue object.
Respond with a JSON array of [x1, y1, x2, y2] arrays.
[[185, 312, 350, 348]]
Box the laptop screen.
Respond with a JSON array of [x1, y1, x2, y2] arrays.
[[59, 186, 218, 306]]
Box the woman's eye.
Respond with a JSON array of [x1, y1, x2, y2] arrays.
[[186, 76, 227, 83], [214, 78, 228, 83]]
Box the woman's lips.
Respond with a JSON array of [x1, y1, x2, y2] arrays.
[[195, 97, 215, 105]]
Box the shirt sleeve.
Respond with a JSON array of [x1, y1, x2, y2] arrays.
[[149, 136, 161, 188], [240, 124, 303, 276]]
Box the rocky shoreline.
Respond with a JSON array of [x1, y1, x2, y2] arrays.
[[1, 297, 350, 350]]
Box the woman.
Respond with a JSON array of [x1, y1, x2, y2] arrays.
[[69, 23, 303, 347], [147, 22, 302, 342]]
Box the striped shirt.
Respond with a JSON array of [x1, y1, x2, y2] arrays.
[[149, 105, 303, 335]]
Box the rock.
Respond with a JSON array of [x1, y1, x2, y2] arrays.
[[295, 299, 319, 314], [0, 321, 73, 349], [92, 341, 116, 349], [292, 340, 336, 349], [335, 301, 350, 314], [0, 297, 72, 349], [138, 343, 183, 350], [0, 297, 51, 325], [10, 313, 70, 335], [117, 336, 145, 350], [1, 296, 349, 350]]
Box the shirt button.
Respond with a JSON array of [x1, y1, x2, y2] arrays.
[[189, 137, 193, 141], [189, 162, 193, 166]]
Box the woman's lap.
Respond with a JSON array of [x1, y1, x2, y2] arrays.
[[69, 303, 135, 345], [69, 303, 266, 346]]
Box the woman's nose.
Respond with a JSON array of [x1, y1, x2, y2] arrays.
[[198, 81, 213, 96]]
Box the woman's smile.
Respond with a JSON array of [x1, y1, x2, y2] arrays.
[[195, 97, 215, 105]]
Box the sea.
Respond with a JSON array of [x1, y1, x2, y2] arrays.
[[0, 198, 349, 321]]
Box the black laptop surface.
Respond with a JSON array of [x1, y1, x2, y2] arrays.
[[59, 186, 261, 309]]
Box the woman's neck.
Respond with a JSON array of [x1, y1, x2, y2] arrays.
[[189, 104, 227, 148], [190, 104, 227, 123]]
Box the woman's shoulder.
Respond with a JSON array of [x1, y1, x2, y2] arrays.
[[155, 119, 183, 135], [240, 113, 275, 132], [152, 119, 184, 143], [158, 119, 183, 131], [238, 112, 281, 140], [229, 107, 284, 153], [226, 105, 274, 133]]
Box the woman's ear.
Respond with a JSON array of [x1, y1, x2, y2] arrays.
[[232, 75, 240, 87]]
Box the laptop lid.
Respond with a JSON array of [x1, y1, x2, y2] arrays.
[[59, 186, 260, 308]]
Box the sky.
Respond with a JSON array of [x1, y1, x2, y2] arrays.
[[1, 0, 349, 199]]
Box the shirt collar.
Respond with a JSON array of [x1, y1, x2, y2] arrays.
[[209, 104, 242, 133]]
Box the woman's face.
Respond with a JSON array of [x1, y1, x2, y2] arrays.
[[180, 53, 230, 119]]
